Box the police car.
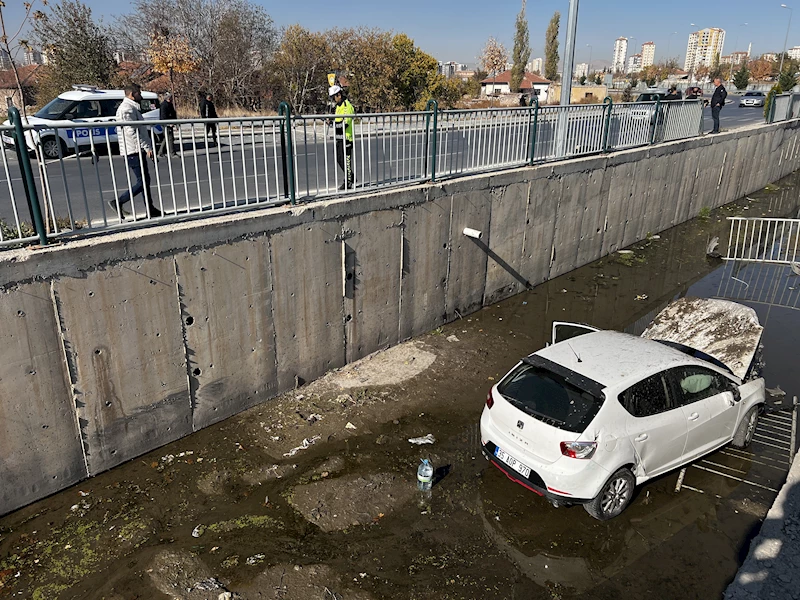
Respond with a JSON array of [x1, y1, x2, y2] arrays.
[[2, 85, 160, 159]]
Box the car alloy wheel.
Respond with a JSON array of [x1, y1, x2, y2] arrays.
[[601, 476, 630, 514], [41, 137, 64, 160], [744, 409, 757, 445], [584, 468, 635, 520]]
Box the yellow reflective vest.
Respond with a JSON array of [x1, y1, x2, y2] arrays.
[[335, 99, 355, 142]]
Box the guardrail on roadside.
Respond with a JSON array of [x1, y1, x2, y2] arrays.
[[0, 98, 707, 249], [768, 92, 800, 123]]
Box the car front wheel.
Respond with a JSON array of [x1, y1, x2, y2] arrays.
[[40, 137, 67, 160], [731, 405, 760, 449], [584, 468, 635, 521]]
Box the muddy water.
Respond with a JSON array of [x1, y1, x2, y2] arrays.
[[2, 174, 800, 600]]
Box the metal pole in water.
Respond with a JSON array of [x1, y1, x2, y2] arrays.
[[791, 395, 798, 460], [674, 467, 687, 492]]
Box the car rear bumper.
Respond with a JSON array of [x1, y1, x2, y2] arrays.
[[481, 442, 593, 505]]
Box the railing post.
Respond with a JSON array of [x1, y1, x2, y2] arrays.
[[768, 92, 777, 124], [278, 101, 295, 205], [650, 97, 662, 144], [528, 96, 539, 165], [601, 97, 613, 153], [424, 99, 438, 183], [8, 106, 47, 246]]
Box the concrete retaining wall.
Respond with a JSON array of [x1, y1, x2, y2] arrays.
[[2, 120, 800, 516]]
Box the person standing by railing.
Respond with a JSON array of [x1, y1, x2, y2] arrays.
[[329, 85, 354, 190], [157, 92, 177, 157], [202, 93, 218, 147], [112, 83, 162, 218], [710, 78, 727, 134]]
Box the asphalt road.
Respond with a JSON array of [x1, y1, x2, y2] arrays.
[[0, 101, 769, 233]]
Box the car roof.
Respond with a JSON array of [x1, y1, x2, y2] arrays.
[[534, 330, 700, 391], [57, 89, 158, 101]]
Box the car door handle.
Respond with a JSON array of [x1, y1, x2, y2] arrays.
[[635, 433, 648, 442], [687, 412, 700, 421]]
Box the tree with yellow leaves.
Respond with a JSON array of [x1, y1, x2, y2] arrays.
[[147, 27, 198, 105]]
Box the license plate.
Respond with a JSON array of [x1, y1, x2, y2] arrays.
[[494, 446, 531, 479]]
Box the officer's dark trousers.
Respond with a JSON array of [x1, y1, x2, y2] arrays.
[[336, 137, 354, 187]]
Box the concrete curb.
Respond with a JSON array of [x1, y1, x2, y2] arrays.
[[724, 441, 800, 600]]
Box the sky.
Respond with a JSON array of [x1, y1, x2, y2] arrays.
[[2, 0, 797, 68]]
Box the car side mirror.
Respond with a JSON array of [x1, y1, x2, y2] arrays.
[[730, 385, 741, 403]]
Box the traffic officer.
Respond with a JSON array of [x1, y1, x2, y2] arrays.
[[329, 84, 354, 190]]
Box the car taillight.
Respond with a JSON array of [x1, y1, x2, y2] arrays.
[[486, 389, 494, 409], [560, 441, 597, 459]]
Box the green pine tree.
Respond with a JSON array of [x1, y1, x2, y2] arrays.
[[510, 1, 530, 92], [544, 11, 560, 81], [732, 64, 750, 90]]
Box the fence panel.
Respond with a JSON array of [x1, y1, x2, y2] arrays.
[[724, 216, 800, 263], [436, 107, 531, 177], [532, 103, 607, 161], [773, 94, 792, 123], [293, 111, 430, 197], [3, 117, 291, 242], [658, 100, 703, 142], [607, 102, 657, 150], [0, 125, 40, 246]]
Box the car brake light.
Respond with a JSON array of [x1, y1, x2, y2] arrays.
[[486, 390, 494, 409], [560, 441, 597, 459]]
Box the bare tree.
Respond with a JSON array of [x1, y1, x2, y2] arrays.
[[0, 0, 47, 116], [480, 36, 507, 104]]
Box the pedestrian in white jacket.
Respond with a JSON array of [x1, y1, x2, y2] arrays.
[[111, 83, 161, 218]]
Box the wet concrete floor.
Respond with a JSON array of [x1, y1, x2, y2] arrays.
[[2, 174, 800, 600]]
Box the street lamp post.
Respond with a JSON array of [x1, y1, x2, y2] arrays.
[[731, 23, 748, 82], [779, 4, 793, 76], [666, 31, 678, 62]]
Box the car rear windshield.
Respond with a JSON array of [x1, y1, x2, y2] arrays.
[[497, 363, 604, 432], [34, 98, 75, 120]]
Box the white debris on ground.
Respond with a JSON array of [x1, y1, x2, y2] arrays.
[[283, 436, 321, 457], [408, 434, 436, 445]]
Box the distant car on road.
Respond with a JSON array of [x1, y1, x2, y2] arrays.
[[739, 91, 766, 107], [2, 85, 160, 160], [480, 297, 766, 521]]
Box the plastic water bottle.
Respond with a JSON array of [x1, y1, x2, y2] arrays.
[[417, 458, 433, 491]]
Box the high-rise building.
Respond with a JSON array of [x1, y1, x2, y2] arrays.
[[529, 57, 543, 74], [721, 51, 749, 66], [641, 42, 655, 68], [0, 49, 12, 70], [613, 37, 628, 74], [575, 63, 589, 78], [684, 28, 725, 73], [788, 47, 800, 60], [626, 54, 642, 74], [22, 49, 43, 66]]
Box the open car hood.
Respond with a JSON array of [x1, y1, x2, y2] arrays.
[[641, 297, 763, 380]]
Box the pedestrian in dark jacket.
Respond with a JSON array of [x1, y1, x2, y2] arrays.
[[201, 93, 217, 146], [710, 78, 727, 134], [157, 92, 177, 156], [664, 86, 681, 101]]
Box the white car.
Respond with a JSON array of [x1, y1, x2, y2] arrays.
[[2, 85, 160, 159], [480, 297, 766, 521]]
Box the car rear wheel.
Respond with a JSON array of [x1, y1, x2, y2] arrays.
[[40, 137, 67, 160], [731, 405, 759, 449], [584, 468, 635, 521]]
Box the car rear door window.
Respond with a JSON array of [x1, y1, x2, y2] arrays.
[[621, 373, 672, 418], [669, 366, 729, 407], [498, 364, 604, 432]]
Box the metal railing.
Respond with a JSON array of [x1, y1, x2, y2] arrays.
[[724, 216, 800, 264], [0, 97, 715, 249], [768, 92, 800, 123]]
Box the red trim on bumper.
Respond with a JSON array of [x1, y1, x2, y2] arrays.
[[489, 459, 544, 496]]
